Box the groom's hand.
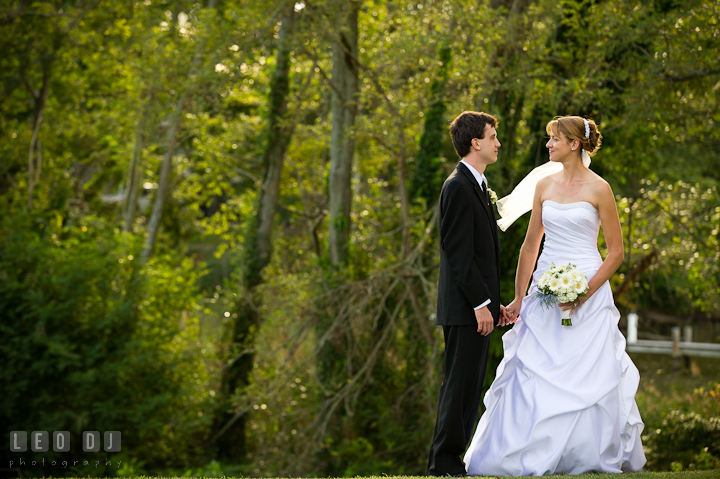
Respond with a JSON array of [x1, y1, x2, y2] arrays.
[[475, 306, 494, 336]]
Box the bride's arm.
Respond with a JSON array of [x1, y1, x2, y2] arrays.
[[505, 184, 546, 321], [588, 182, 624, 295], [565, 181, 624, 315]]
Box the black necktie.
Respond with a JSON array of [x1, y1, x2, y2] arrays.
[[480, 182, 489, 204]]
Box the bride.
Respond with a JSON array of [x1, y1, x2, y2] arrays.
[[463, 116, 647, 475]]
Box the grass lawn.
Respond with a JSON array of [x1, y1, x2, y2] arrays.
[[71, 473, 720, 478], [367, 474, 720, 478]]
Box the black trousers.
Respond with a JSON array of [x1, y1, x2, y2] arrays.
[[427, 324, 491, 476]]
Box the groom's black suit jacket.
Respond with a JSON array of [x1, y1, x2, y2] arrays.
[[437, 162, 501, 325]]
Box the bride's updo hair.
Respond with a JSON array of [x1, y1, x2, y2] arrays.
[[545, 116, 602, 157]]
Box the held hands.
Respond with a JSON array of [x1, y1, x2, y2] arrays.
[[503, 297, 523, 324], [476, 304, 516, 335], [498, 304, 514, 327]]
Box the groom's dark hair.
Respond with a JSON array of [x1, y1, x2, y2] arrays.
[[449, 111, 498, 158]]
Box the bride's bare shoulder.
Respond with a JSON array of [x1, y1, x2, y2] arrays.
[[588, 171, 611, 190], [535, 173, 560, 199], [537, 173, 562, 189], [588, 173, 616, 203]]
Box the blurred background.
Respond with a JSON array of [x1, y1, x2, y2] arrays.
[[1, 0, 719, 476]]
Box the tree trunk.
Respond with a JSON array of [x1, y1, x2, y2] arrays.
[[25, 65, 50, 210], [141, 95, 182, 262], [396, 133, 411, 257], [213, 3, 296, 461], [123, 109, 146, 233], [328, 0, 360, 267], [140, 0, 217, 262], [315, 3, 360, 473], [244, 6, 296, 286]]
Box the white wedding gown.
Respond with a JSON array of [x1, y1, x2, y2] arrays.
[[464, 200, 647, 476]]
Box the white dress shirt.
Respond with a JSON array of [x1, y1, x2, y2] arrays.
[[460, 159, 492, 311], [460, 159, 488, 192]]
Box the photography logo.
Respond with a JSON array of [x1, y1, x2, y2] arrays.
[[10, 431, 121, 452], [7, 431, 123, 471]]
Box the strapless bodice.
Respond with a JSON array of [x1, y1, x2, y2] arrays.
[[533, 200, 603, 285]]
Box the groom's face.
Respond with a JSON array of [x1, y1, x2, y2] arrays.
[[473, 125, 501, 165]]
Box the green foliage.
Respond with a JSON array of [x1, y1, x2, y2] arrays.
[[692, 383, 720, 418], [411, 42, 453, 207], [615, 180, 720, 313], [644, 410, 720, 471], [0, 212, 214, 474], [632, 353, 720, 473]]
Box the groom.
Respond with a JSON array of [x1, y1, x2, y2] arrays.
[[427, 111, 509, 476]]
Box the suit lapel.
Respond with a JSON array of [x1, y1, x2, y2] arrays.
[[488, 196, 501, 263], [485, 196, 500, 261], [457, 163, 486, 206]]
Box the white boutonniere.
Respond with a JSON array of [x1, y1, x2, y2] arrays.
[[487, 187, 498, 205]]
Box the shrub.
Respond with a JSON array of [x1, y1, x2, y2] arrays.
[[0, 213, 215, 476], [692, 382, 720, 417], [643, 382, 720, 471]]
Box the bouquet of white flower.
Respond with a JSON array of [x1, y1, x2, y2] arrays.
[[534, 263, 590, 326]]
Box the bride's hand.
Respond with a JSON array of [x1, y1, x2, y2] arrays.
[[499, 305, 511, 327], [504, 297, 523, 324], [559, 295, 590, 316]]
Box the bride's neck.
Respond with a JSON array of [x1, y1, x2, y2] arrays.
[[560, 156, 586, 181]]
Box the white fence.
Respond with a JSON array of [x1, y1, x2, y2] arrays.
[[625, 312, 720, 359]]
